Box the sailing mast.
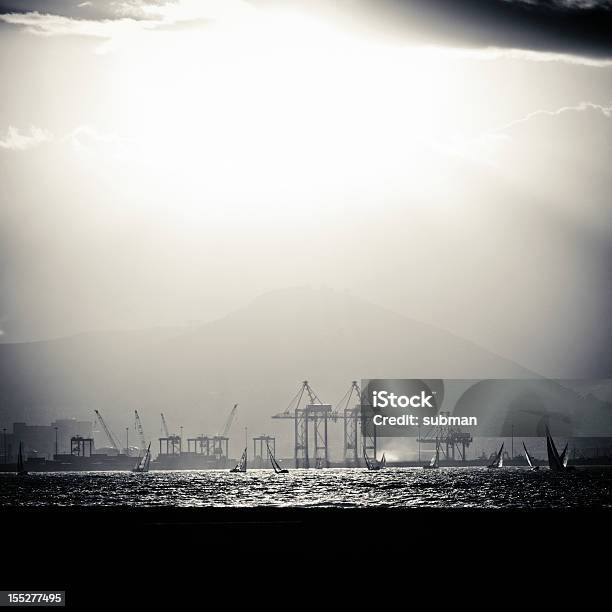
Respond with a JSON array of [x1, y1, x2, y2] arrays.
[[487, 442, 504, 469], [132, 442, 151, 472], [522, 441, 539, 471], [17, 441, 28, 476], [230, 448, 247, 473], [545, 427, 572, 471], [364, 449, 383, 471], [424, 439, 440, 469], [267, 443, 288, 474]]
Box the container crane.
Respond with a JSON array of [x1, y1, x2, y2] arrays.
[[93, 409, 121, 454], [161, 413, 170, 437], [160, 412, 181, 454], [134, 410, 146, 453], [219, 404, 238, 437]]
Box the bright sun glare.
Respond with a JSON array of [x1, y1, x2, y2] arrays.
[[94, 12, 466, 216]]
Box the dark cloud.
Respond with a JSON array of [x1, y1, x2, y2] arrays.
[[255, 0, 612, 59], [0, 0, 163, 21], [2, 1, 612, 58]]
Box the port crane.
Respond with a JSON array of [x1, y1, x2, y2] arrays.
[[134, 410, 146, 454], [335, 380, 377, 464], [218, 403, 238, 437], [161, 412, 170, 437], [160, 412, 181, 454], [93, 409, 121, 454], [272, 381, 335, 468], [417, 411, 472, 461], [208, 404, 238, 461]]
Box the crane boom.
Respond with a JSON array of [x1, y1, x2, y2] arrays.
[[220, 404, 238, 437], [93, 409, 120, 453], [134, 410, 146, 451], [161, 413, 170, 437]]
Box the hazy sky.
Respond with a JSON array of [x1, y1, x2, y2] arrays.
[[1, 0, 612, 376]]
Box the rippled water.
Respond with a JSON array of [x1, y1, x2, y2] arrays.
[[1, 467, 611, 509]]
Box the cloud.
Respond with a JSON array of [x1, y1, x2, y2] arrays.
[[433, 100, 612, 167], [0, 11, 153, 38], [248, 0, 612, 61], [496, 101, 612, 132], [0, 2, 255, 52], [0, 125, 51, 151], [64, 125, 134, 159], [428, 45, 612, 67], [3, 1, 612, 63]]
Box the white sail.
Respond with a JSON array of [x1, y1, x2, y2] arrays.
[[559, 443, 569, 467], [488, 442, 504, 468], [230, 448, 247, 472], [132, 442, 151, 472], [523, 442, 534, 467]]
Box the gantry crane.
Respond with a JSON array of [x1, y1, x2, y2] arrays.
[[93, 409, 121, 454], [218, 404, 238, 437], [272, 381, 334, 468], [134, 410, 146, 453], [211, 404, 238, 461], [161, 413, 170, 438], [159, 412, 181, 455]]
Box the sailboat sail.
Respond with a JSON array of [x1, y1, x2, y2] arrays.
[[488, 443, 504, 468], [230, 448, 247, 473], [546, 427, 565, 471], [559, 443, 569, 468], [364, 449, 383, 470], [132, 442, 151, 472], [267, 443, 288, 474], [523, 441, 534, 467], [17, 442, 24, 473], [424, 441, 440, 469]]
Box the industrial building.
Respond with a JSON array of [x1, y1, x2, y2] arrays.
[[1, 418, 93, 463]]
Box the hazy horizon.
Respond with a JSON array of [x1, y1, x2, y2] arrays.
[[2, 0, 612, 381]]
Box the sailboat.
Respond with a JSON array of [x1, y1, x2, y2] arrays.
[[545, 427, 574, 471], [17, 442, 28, 476], [487, 442, 504, 469], [267, 443, 288, 474], [522, 441, 539, 471], [230, 448, 247, 473], [364, 449, 384, 471], [132, 442, 151, 473], [559, 443, 569, 468], [424, 441, 440, 470]]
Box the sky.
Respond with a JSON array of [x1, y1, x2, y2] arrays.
[[1, 0, 612, 377]]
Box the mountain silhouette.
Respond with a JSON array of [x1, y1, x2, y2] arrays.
[[0, 286, 535, 442]]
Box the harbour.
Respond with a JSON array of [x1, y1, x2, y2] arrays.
[[2, 466, 612, 509]]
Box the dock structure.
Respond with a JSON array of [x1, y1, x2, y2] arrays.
[[212, 436, 229, 461], [417, 411, 472, 461], [158, 434, 182, 456], [253, 435, 276, 468], [187, 435, 213, 455], [70, 436, 93, 458]]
